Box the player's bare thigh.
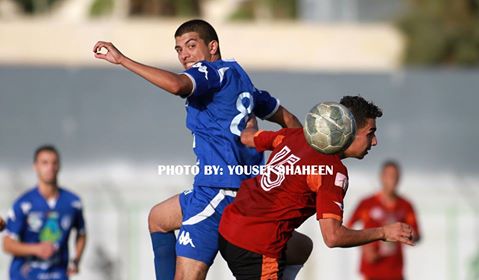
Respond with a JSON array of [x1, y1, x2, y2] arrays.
[[285, 231, 313, 265], [148, 194, 183, 233], [174, 256, 209, 280]]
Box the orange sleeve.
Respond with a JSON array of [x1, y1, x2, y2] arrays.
[[253, 128, 289, 152], [316, 170, 347, 222]]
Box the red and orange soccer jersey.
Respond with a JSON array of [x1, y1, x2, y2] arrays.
[[219, 128, 349, 258], [347, 193, 420, 280]]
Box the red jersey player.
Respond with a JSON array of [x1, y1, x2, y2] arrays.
[[347, 161, 421, 280], [218, 96, 416, 279]]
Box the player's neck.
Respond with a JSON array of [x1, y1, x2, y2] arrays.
[[209, 54, 221, 62], [38, 181, 59, 200], [379, 190, 398, 205]]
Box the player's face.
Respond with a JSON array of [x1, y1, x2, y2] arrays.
[[344, 118, 377, 159], [175, 32, 217, 70], [34, 151, 60, 185], [381, 165, 400, 194]]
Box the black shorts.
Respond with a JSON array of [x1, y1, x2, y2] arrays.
[[219, 234, 285, 280]]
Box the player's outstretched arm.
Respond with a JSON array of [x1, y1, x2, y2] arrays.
[[3, 236, 56, 260], [319, 218, 415, 248], [266, 106, 302, 128], [240, 116, 258, 148], [93, 41, 193, 97]]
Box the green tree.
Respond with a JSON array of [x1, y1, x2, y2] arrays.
[[128, 0, 200, 17], [398, 0, 479, 66], [13, 0, 62, 14]]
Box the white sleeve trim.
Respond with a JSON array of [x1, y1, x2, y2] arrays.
[[262, 98, 281, 120], [182, 73, 196, 98], [5, 230, 19, 241]]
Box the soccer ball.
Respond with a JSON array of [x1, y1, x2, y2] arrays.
[[303, 102, 356, 154]]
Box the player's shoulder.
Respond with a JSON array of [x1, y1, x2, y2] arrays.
[[59, 188, 84, 210], [319, 153, 347, 176], [281, 127, 303, 137], [361, 194, 379, 205], [59, 187, 82, 202], [397, 194, 415, 208], [193, 59, 236, 69], [13, 187, 38, 204]]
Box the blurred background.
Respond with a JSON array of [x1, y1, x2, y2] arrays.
[[0, 0, 478, 279]]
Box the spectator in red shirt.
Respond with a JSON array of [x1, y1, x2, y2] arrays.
[[348, 160, 421, 280]]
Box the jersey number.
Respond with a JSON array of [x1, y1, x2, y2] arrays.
[[261, 146, 300, 191], [230, 92, 253, 136]]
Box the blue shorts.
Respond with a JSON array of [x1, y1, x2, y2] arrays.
[[177, 186, 236, 266]]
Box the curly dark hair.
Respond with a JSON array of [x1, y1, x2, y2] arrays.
[[340, 95, 383, 129], [174, 19, 221, 56]]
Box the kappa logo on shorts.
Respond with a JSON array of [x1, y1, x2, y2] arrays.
[[178, 230, 196, 248]]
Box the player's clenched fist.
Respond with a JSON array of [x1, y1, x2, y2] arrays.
[[382, 222, 415, 246], [34, 242, 57, 260], [93, 41, 125, 65]]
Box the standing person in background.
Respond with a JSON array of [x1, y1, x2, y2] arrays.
[[94, 19, 311, 280], [2, 145, 87, 280], [348, 160, 421, 280]]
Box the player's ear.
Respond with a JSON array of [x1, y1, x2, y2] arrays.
[[208, 40, 219, 56]]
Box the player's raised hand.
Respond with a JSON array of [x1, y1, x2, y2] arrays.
[[382, 222, 415, 246], [34, 242, 56, 260], [93, 41, 125, 64]]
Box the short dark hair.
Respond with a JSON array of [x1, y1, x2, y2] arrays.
[[175, 19, 221, 55], [340, 95, 383, 129], [382, 160, 401, 173], [34, 145, 60, 163]]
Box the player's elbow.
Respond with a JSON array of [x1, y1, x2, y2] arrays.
[[168, 75, 193, 97], [169, 83, 189, 97], [322, 233, 340, 248]]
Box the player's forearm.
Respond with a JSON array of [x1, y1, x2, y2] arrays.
[[320, 219, 385, 248], [73, 234, 87, 264], [120, 57, 192, 96], [267, 106, 302, 128], [3, 236, 37, 257], [241, 117, 258, 148], [329, 226, 385, 248], [282, 111, 302, 128]]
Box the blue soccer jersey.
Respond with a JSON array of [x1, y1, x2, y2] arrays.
[[5, 187, 86, 280], [183, 59, 279, 189]]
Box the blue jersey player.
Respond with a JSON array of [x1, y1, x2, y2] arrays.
[[2, 145, 87, 280], [93, 19, 311, 280]]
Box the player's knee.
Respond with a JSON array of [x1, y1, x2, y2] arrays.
[[296, 234, 313, 263], [148, 206, 168, 233], [286, 232, 314, 265]]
